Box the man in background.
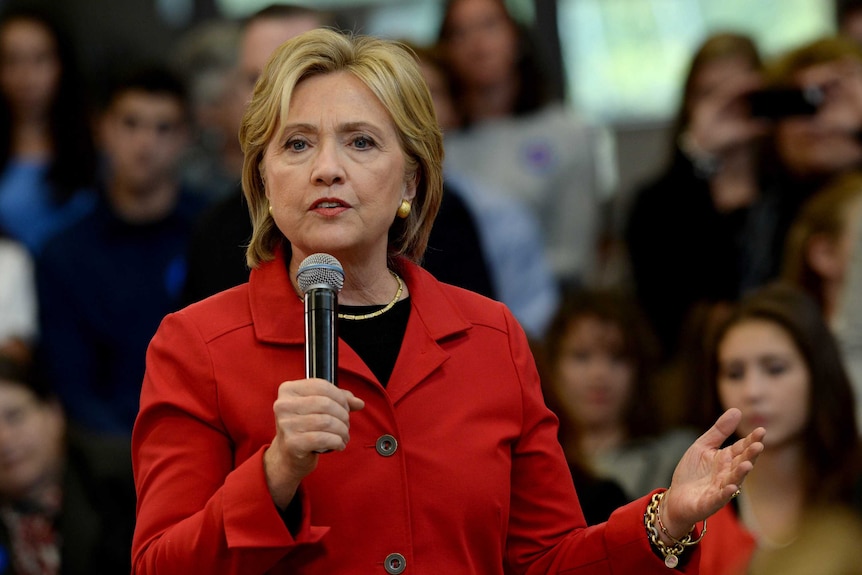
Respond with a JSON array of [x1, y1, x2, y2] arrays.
[[36, 66, 204, 436]]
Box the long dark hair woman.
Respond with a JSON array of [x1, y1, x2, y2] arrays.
[[0, 6, 97, 253], [699, 282, 862, 574]]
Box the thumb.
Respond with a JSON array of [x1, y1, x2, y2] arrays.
[[698, 408, 742, 449], [343, 389, 365, 412]]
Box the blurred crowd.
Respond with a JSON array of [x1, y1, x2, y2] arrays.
[[3, 0, 862, 573]]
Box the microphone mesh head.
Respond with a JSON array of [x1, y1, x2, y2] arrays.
[[296, 253, 344, 294]]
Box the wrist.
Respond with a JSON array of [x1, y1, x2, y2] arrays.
[[264, 445, 301, 510], [644, 491, 706, 569], [658, 489, 694, 540]]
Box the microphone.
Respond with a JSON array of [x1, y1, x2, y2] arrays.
[[296, 253, 344, 385]]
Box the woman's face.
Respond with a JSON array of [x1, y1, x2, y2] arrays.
[[443, 0, 519, 89], [687, 55, 759, 120], [811, 195, 862, 286], [553, 316, 634, 432], [0, 19, 60, 118], [419, 60, 459, 132], [717, 319, 810, 448], [774, 65, 862, 178], [262, 71, 416, 265]]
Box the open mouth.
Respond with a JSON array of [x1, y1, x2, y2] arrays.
[[314, 201, 345, 209]]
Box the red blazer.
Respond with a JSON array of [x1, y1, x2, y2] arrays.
[[132, 247, 700, 574], [699, 504, 756, 575]]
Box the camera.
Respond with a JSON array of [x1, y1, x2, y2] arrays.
[[746, 85, 824, 118]]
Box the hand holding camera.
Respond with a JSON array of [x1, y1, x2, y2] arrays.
[[792, 56, 862, 135], [682, 72, 769, 161]]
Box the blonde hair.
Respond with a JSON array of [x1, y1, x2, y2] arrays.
[[239, 28, 444, 268]]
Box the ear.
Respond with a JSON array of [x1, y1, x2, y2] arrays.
[[807, 233, 841, 280]]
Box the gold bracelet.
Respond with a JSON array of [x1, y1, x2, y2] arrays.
[[657, 496, 707, 546], [644, 491, 707, 569]]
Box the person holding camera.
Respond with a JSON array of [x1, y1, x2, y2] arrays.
[[624, 33, 770, 371], [627, 33, 862, 370], [762, 37, 862, 207]]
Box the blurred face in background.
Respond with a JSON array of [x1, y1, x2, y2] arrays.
[[552, 315, 634, 433], [774, 65, 862, 178], [0, 380, 64, 501], [418, 60, 459, 132], [0, 17, 60, 120], [209, 14, 321, 174], [811, 195, 862, 287], [717, 319, 810, 449], [442, 0, 519, 89], [101, 90, 188, 194], [686, 55, 761, 123], [238, 14, 322, 104]]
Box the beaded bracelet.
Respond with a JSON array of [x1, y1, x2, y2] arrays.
[[643, 491, 707, 568]]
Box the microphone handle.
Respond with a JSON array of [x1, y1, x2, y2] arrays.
[[305, 287, 338, 385]]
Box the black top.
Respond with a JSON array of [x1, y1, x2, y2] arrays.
[[422, 182, 496, 299], [338, 298, 410, 387]]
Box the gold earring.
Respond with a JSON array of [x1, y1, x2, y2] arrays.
[[397, 199, 411, 219], [268, 204, 273, 216]]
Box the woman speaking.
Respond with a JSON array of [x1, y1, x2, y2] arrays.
[[131, 29, 764, 574]]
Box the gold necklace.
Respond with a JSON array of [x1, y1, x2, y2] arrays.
[[337, 270, 404, 321]]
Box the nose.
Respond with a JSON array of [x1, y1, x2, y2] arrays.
[[584, 355, 614, 384], [737, 370, 768, 403], [123, 122, 159, 154], [310, 138, 345, 186]]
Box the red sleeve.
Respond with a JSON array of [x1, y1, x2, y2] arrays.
[[499, 309, 700, 574], [131, 311, 327, 575]]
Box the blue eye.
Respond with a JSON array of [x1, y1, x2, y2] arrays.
[[352, 135, 375, 149], [286, 138, 307, 152]]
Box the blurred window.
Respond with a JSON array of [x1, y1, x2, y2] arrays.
[[559, 0, 835, 122]]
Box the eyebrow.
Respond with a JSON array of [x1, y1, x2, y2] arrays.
[[281, 121, 385, 134]]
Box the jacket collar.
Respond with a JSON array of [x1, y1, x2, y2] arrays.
[[248, 244, 305, 345], [248, 245, 473, 399]]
